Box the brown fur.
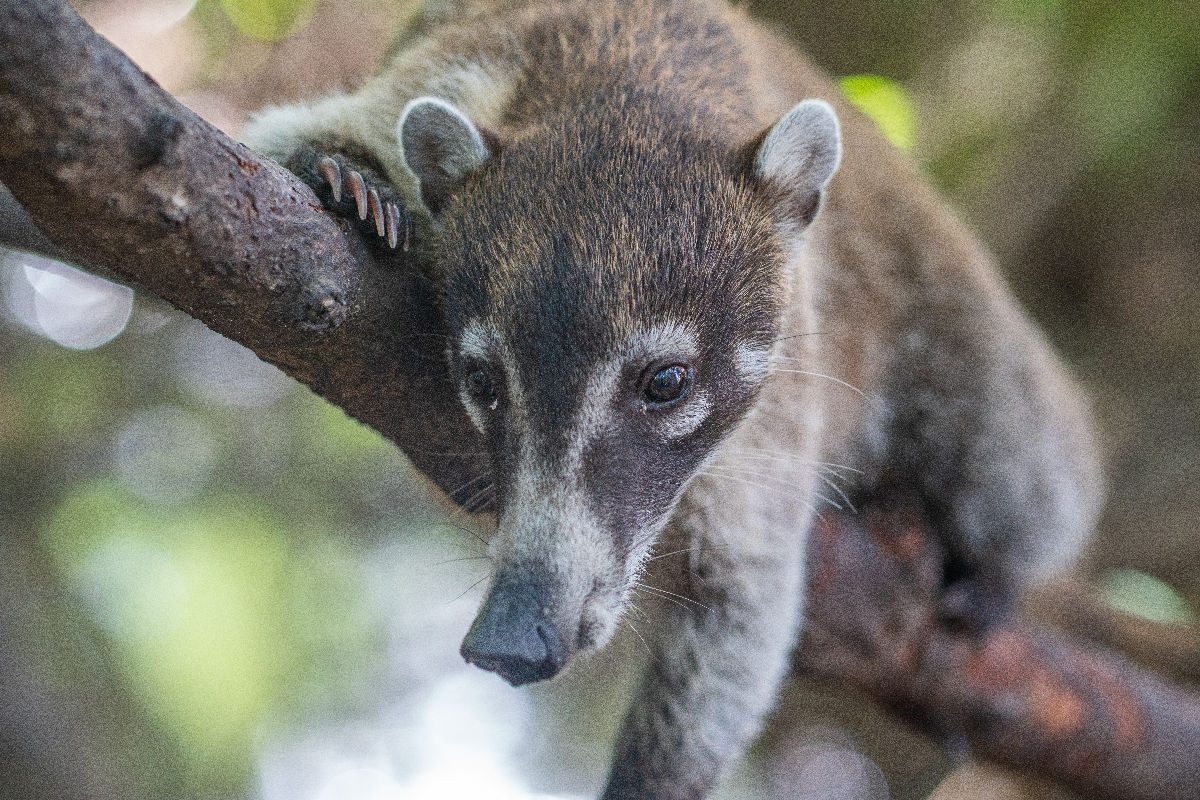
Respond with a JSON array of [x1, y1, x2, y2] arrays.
[[244, 2, 1104, 797]]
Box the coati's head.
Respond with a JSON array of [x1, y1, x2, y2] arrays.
[[398, 94, 840, 686]]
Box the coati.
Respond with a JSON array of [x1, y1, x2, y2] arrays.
[[244, 0, 1104, 797]]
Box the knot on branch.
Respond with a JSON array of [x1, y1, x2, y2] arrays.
[[295, 281, 348, 331], [131, 111, 181, 170]]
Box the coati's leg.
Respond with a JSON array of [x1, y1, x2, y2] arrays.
[[937, 552, 1013, 632], [601, 512, 808, 800], [283, 145, 413, 251], [882, 300, 1105, 633]]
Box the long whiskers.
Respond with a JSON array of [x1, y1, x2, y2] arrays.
[[425, 555, 491, 568], [709, 455, 858, 512], [772, 331, 829, 344], [448, 480, 496, 522], [646, 545, 704, 563], [444, 471, 489, 500], [720, 448, 863, 477], [633, 581, 711, 613], [696, 469, 820, 516], [701, 465, 843, 512], [439, 519, 490, 552], [766, 364, 866, 398], [447, 574, 490, 605], [622, 618, 654, 661], [431, 472, 495, 560]]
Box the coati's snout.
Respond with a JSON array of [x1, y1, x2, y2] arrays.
[[461, 497, 643, 683], [460, 578, 568, 686]]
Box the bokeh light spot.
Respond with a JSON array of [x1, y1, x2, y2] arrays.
[[174, 319, 294, 408], [793, 745, 889, 800], [1098, 568, 1196, 625], [314, 768, 405, 800], [112, 405, 218, 505], [77, 535, 192, 640], [3, 251, 134, 349]]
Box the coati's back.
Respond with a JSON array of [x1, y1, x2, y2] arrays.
[[250, 0, 808, 193]]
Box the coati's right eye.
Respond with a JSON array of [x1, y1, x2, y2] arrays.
[[467, 368, 495, 401], [643, 363, 693, 407]]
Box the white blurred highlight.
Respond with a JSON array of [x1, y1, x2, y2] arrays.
[[777, 743, 889, 800], [261, 670, 582, 800], [3, 253, 134, 349], [77, 537, 191, 640]]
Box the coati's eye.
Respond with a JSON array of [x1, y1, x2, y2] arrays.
[[643, 363, 693, 407], [467, 367, 496, 402]]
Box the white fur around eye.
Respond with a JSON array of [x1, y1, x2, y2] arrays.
[[459, 386, 488, 433], [626, 320, 700, 362], [457, 319, 495, 360], [734, 342, 771, 383], [656, 389, 712, 439]]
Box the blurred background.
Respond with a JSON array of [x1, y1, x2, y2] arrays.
[[1, 1, 1196, 799]]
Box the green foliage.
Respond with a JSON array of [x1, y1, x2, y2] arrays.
[[38, 479, 386, 790], [6, 348, 121, 441], [839, 74, 917, 151], [218, 0, 319, 40], [1098, 568, 1197, 625]]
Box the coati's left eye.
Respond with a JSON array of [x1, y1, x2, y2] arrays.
[[643, 363, 693, 406]]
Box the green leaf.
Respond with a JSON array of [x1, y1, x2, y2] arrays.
[[1098, 568, 1196, 625], [839, 74, 917, 151]]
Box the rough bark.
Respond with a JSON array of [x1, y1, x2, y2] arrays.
[[1, 2, 1197, 800], [0, 0, 486, 505]]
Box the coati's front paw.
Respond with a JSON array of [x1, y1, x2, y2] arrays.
[[287, 147, 412, 251], [938, 575, 1013, 634]]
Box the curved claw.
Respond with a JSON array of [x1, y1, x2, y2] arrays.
[[385, 203, 399, 249], [345, 171, 368, 220], [317, 156, 342, 203], [367, 188, 385, 237]]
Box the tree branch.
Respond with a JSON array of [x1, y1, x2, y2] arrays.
[[0, 0, 485, 502], [1028, 578, 1200, 686], [800, 498, 1200, 800], [2, 2, 1197, 800], [0, 182, 69, 263]]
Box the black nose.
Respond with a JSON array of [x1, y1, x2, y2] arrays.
[[460, 581, 568, 686]]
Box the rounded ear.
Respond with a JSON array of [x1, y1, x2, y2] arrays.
[[752, 99, 842, 226], [398, 97, 497, 214]]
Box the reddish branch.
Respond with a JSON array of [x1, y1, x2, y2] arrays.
[[1029, 579, 1200, 686], [1, 2, 1197, 799], [801, 501, 1200, 800]]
